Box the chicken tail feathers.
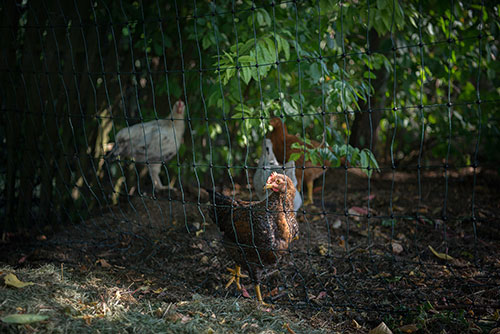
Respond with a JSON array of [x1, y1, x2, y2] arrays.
[[204, 187, 234, 231]]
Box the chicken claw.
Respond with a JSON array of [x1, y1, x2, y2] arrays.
[[255, 284, 273, 307], [225, 266, 248, 290]]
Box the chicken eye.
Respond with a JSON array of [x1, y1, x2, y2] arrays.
[[276, 179, 280, 184]]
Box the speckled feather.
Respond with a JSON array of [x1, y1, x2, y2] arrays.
[[207, 174, 298, 282]]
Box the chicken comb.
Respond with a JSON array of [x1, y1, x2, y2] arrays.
[[267, 172, 278, 182]]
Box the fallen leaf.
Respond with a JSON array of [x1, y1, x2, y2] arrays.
[[369, 322, 393, 334], [364, 194, 376, 201], [166, 312, 183, 322], [428, 245, 455, 261], [374, 274, 392, 284], [352, 319, 361, 329], [1, 314, 49, 324], [392, 205, 405, 212], [417, 206, 428, 213], [316, 291, 327, 300], [392, 242, 403, 255], [318, 244, 327, 256], [338, 236, 346, 249], [180, 314, 191, 324], [4, 273, 34, 288], [241, 287, 251, 298], [349, 206, 369, 216], [399, 324, 418, 333], [489, 328, 500, 334], [96, 259, 112, 268]]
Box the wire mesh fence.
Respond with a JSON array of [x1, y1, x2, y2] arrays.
[[1, 0, 499, 330]]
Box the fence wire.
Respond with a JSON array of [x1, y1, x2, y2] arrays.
[[1, 0, 499, 327]]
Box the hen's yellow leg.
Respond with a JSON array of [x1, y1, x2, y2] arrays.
[[303, 180, 314, 205], [255, 284, 272, 307], [225, 266, 248, 290]]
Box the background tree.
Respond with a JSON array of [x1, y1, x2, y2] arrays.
[[1, 0, 499, 232]]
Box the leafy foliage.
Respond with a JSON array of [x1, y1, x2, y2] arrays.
[[290, 142, 380, 177], [2, 0, 499, 227]]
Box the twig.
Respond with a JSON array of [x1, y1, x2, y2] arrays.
[[283, 323, 296, 334]]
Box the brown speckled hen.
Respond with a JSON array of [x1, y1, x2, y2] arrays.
[[207, 173, 298, 305]]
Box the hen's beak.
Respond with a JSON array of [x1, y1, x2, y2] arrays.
[[263, 183, 273, 190]]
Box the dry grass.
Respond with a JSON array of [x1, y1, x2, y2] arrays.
[[0, 264, 327, 334]]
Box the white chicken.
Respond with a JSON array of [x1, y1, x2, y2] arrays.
[[105, 99, 186, 190], [253, 139, 302, 213]]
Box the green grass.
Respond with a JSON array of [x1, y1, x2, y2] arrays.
[[0, 264, 326, 334]]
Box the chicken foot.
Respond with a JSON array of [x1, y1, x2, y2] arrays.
[[225, 265, 248, 290], [303, 180, 314, 205], [150, 164, 177, 190], [255, 284, 272, 307]]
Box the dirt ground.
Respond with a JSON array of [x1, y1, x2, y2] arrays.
[[1, 167, 499, 333]]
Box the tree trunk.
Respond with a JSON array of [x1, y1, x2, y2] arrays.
[[1, 1, 21, 232], [349, 30, 388, 158]]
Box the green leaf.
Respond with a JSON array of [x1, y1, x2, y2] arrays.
[[283, 100, 297, 115], [377, 0, 387, 10], [238, 55, 254, 63], [363, 71, 376, 79], [257, 12, 264, 26], [360, 151, 370, 176], [1, 314, 49, 324], [309, 63, 321, 83], [261, 9, 272, 26], [263, 37, 276, 56], [259, 42, 274, 63], [4, 273, 34, 288], [153, 43, 163, 56], [365, 149, 380, 171], [289, 152, 302, 161], [382, 219, 395, 227], [241, 66, 252, 84], [237, 39, 254, 56], [281, 37, 290, 60]]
